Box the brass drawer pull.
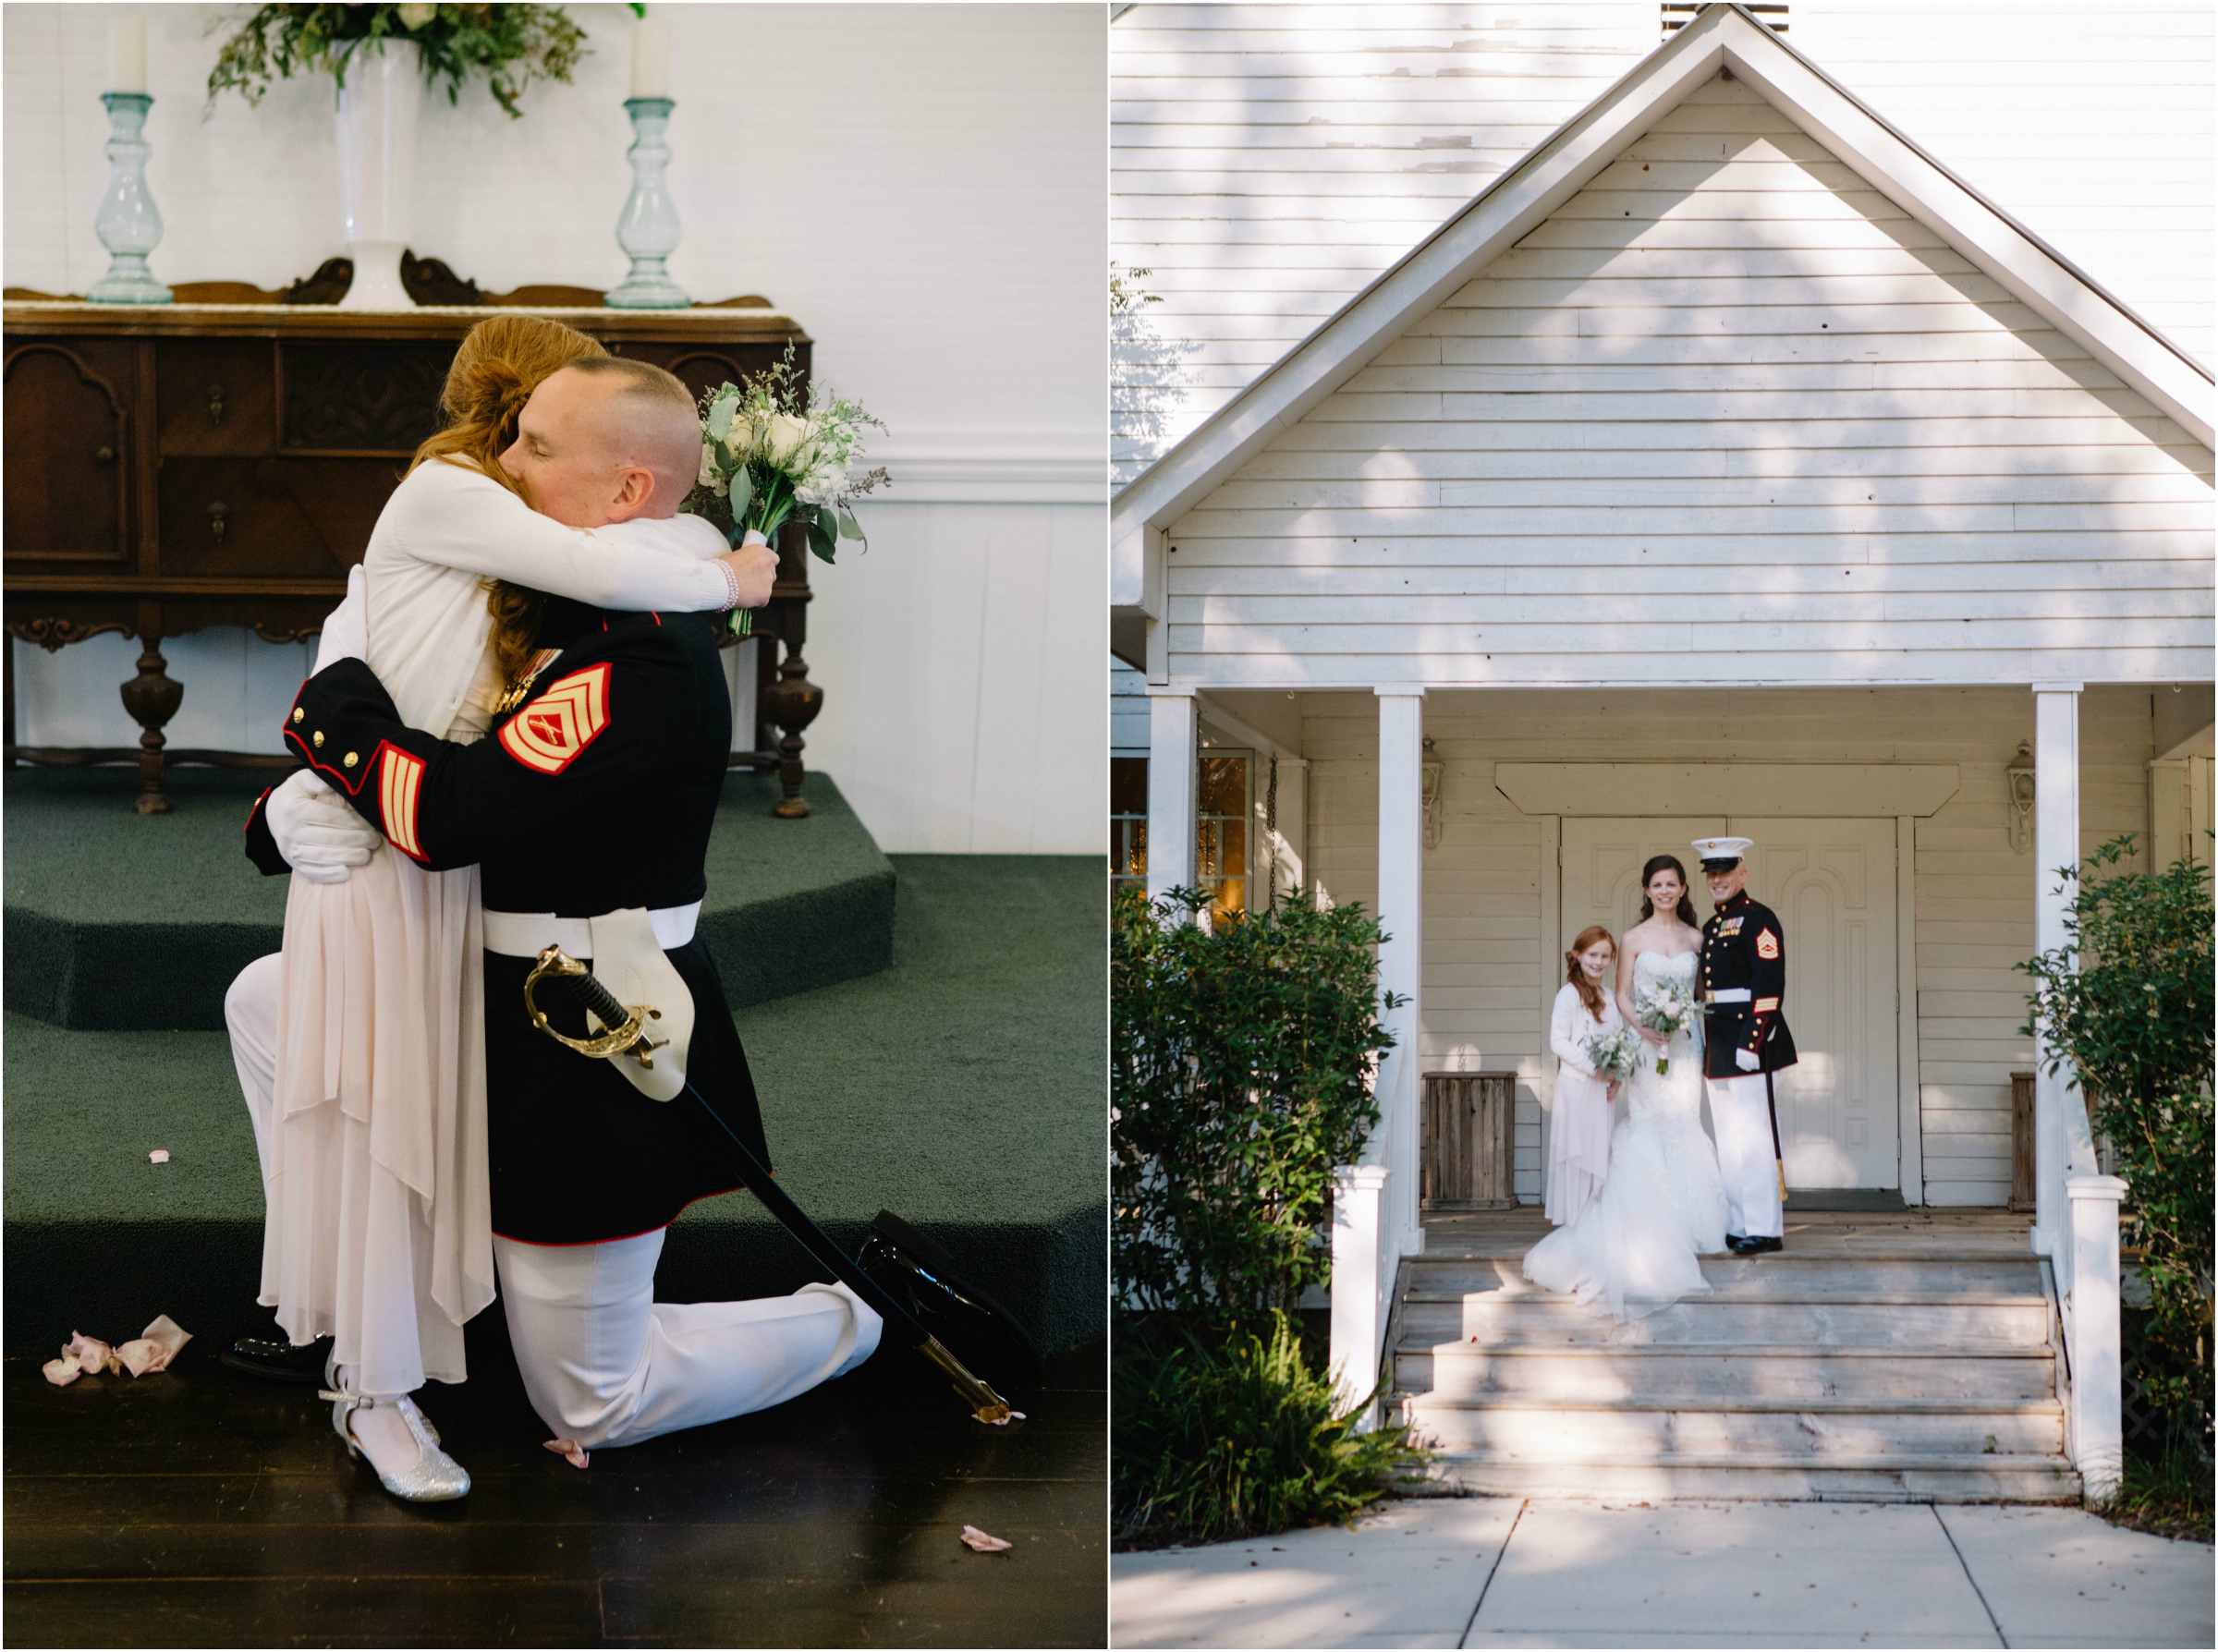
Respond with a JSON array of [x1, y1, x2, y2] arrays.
[[208, 501, 229, 544], [95, 445, 116, 465], [204, 382, 227, 423]]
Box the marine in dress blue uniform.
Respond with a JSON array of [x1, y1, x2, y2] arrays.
[[250, 595, 884, 1452], [1693, 835, 1797, 1253]]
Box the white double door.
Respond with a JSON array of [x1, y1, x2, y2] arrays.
[[1560, 817, 1898, 1189]]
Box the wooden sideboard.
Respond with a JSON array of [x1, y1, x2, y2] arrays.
[[3, 301, 828, 814]]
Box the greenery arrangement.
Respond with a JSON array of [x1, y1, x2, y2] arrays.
[[206, 4, 599, 117], [2018, 834, 2213, 1465], [1113, 886, 1425, 1548], [1114, 1313, 1425, 1549], [686, 346, 887, 569], [1113, 886, 1397, 1318]]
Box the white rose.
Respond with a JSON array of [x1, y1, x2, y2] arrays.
[[765, 413, 810, 468], [396, 3, 438, 28]]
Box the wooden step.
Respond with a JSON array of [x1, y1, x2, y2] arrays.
[[1395, 1394, 2065, 1458], [1397, 1293, 2053, 1348], [1402, 1256, 2045, 1296], [1412, 1451, 2084, 1503], [1396, 1341, 2060, 1401]]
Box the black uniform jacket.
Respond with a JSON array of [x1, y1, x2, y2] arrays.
[[1697, 891, 1798, 1081], [249, 601, 766, 1245]]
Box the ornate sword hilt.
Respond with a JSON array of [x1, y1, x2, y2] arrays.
[[523, 944, 667, 1068]]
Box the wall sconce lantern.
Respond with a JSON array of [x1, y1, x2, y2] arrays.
[[2006, 741, 2036, 853], [1421, 736, 1444, 850]]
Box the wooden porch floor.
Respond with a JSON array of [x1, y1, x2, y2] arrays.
[[1421, 1205, 2035, 1262]]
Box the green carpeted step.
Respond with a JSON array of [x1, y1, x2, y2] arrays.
[[3, 766, 895, 1030], [4, 856, 1105, 1356]]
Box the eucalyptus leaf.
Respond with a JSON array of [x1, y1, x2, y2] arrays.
[[836, 508, 863, 541], [726, 468, 752, 520], [807, 515, 837, 565], [705, 392, 738, 443]]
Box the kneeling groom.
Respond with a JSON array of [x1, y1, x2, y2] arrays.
[[1694, 836, 1797, 1257]]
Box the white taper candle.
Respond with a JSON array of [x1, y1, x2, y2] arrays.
[[109, 15, 148, 94], [629, 20, 670, 100]]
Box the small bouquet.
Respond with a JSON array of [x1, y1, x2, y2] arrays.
[[1632, 976, 1698, 1075], [687, 346, 889, 635], [1582, 1026, 1640, 1083]]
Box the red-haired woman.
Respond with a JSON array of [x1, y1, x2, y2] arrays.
[[1545, 926, 1621, 1226]]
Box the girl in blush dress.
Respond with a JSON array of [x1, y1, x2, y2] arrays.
[[1544, 926, 1622, 1227]]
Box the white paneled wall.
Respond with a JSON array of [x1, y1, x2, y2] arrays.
[[1298, 685, 2155, 1204], [5, 4, 1107, 855], [1112, 3, 1651, 483], [1113, 3, 2215, 484], [1161, 75, 2215, 687]]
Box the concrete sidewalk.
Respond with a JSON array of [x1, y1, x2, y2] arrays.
[[1111, 1497, 2214, 1648]]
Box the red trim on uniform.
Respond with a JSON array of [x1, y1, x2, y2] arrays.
[[651, 612, 662, 626], [245, 785, 274, 832], [284, 724, 375, 796]]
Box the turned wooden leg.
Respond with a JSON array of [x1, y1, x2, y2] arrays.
[[118, 627, 182, 815], [762, 642, 823, 819]]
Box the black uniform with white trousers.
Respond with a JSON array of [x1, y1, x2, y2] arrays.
[[1693, 837, 1797, 1245], [269, 598, 879, 1451]]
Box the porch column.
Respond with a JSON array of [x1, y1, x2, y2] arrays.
[[1145, 688, 1196, 910], [2031, 683, 2081, 1260], [1376, 689, 1426, 1256]]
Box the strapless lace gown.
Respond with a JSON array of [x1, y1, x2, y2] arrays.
[[1522, 952, 1728, 1320]]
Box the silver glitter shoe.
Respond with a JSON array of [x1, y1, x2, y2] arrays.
[[318, 1386, 471, 1502]]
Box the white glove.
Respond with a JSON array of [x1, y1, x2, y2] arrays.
[[267, 768, 383, 884], [311, 565, 369, 674], [1736, 1048, 1761, 1073]]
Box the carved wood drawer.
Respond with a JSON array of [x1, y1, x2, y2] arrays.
[[279, 342, 450, 455], [154, 457, 393, 578], [3, 337, 136, 565], [155, 339, 276, 457]]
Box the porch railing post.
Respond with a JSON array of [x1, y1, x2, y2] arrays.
[[1328, 1162, 1392, 1427], [1146, 687, 1197, 910], [2031, 683, 2080, 1270], [1376, 688, 1427, 1260], [2068, 1169, 2129, 1505]]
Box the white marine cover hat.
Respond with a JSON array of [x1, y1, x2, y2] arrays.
[[1692, 834, 1753, 868]]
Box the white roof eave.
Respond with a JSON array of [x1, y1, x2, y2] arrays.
[[1110, 4, 2215, 613]]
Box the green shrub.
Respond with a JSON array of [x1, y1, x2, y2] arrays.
[[1114, 1313, 1426, 1549], [1112, 886, 1395, 1320], [2020, 836, 2214, 1454]]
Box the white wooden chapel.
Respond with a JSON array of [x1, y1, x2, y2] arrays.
[[1113, 3, 2213, 1499]]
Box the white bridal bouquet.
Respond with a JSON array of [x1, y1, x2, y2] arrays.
[[1632, 976, 1698, 1075], [1582, 1026, 1641, 1083], [686, 346, 888, 635]]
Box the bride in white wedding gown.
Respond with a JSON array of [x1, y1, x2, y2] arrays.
[[1523, 857, 1728, 1320]]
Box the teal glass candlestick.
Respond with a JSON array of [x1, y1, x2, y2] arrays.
[[607, 97, 689, 310], [89, 91, 172, 305]]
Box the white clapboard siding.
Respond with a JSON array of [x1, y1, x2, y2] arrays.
[[1159, 74, 2215, 687], [1111, 3, 1653, 484], [1791, 5, 2214, 367], [1115, 6, 2215, 489], [1296, 684, 2155, 1203]]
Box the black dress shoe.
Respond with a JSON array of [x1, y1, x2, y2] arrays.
[[218, 1330, 334, 1384], [1731, 1234, 1784, 1256], [1724, 1233, 1748, 1250], [859, 1209, 1042, 1387]]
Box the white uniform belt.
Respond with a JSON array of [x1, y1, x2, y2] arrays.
[[1705, 988, 1752, 1004], [481, 903, 701, 958]]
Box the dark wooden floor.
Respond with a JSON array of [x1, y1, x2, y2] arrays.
[[4, 1313, 1105, 1647]]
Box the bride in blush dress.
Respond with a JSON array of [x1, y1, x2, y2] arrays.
[[1523, 856, 1728, 1320]]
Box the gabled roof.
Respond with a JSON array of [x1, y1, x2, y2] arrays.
[[1110, 3, 2217, 618]]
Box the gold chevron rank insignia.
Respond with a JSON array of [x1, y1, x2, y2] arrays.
[[499, 663, 611, 775], [380, 745, 427, 862]]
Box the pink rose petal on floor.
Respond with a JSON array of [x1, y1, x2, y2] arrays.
[[960, 1524, 1014, 1552], [42, 1357, 81, 1387], [66, 1332, 116, 1374], [542, 1438, 589, 1469], [148, 1149, 170, 1163], [115, 1315, 191, 1376]]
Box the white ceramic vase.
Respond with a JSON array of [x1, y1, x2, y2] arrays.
[[334, 39, 422, 309]]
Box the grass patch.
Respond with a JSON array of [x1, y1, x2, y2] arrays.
[[1112, 1312, 1430, 1550], [2099, 1441, 2213, 1544]]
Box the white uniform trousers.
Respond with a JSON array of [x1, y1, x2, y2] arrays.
[[225, 953, 286, 1189], [1706, 1072, 1783, 1240], [493, 1231, 883, 1451]]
